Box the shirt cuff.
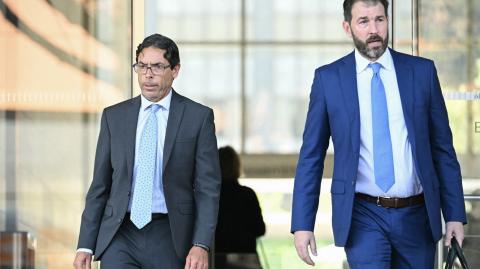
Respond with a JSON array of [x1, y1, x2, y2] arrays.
[[193, 243, 210, 252], [77, 248, 93, 254]]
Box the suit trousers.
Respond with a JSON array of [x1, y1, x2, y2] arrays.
[[100, 215, 184, 269], [345, 198, 436, 269]]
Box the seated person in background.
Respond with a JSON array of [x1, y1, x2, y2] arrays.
[[215, 146, 266, 255]]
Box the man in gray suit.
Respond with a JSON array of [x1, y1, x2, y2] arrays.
[[73, 34, 221, 269]]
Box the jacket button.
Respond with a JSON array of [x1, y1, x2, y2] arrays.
[[118, 218, 123, 223], [352, 181, 355, 186]]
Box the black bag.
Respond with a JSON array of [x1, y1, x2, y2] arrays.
[[444, 237, 470, 269]]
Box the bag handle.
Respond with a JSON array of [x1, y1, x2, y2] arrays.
[[444, 237, 470, 269]]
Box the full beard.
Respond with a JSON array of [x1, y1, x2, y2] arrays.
[[352, 32, 389, 61]]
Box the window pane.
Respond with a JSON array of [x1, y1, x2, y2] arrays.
[[245, 45, 352, 153], [242, 178, 347, 268], [0, 0, 131, 267], [419, 0, 480, 178], [246, 0, 347, 42], [173, 46, 242, 149], [392, 0, 414, 54], [420, 1, 468, 43], [152, 0, 241, 41]]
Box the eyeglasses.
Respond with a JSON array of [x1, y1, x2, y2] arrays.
[[132, 62, 171, 75]]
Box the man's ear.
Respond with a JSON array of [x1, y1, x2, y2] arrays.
[[172, 64, 181, 79], [342, 21, 352, 38]]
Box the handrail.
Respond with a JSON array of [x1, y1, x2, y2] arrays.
[[464, 195, 480, 201]]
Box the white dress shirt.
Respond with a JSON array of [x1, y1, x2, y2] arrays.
[[354, 49, 423, 197]]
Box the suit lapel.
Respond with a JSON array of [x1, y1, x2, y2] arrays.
[[163, 90, 185, 172], [390, 49, 416, 149], [125, 96, 141, 181], [338, 51, 361, 153]]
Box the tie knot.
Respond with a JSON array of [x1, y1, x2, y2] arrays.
[[369, 62, 382, 75], [150, 104, 161, 113]]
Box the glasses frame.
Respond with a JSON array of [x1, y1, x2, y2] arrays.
[[132, 62, 171, 75]]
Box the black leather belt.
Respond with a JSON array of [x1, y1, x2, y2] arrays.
[[355, 193, 424, 208]]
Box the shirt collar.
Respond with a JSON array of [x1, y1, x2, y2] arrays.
[[355, 47, 394, 74], [140, 89, 172, 112]]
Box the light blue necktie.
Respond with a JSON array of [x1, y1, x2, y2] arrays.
[[369, 63, 395, 192], [131, 104, 160, 229]]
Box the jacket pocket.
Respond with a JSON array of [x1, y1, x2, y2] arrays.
[[103, 205, 113, 217]]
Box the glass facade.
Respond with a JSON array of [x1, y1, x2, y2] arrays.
[[151, 0, 354, 154], [0, 0, 479, 268], [0, 1, 132, 268], [419, 0, 480, 179]]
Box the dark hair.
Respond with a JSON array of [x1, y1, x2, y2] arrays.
[[343, 0, 389, 23], [135, 33, 180, 69], [218, 146, 241, 181]]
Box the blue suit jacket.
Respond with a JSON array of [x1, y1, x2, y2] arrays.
[[291, 49, 467, 246]]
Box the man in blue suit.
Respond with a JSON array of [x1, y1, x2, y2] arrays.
[[291, 0, 467, 268]]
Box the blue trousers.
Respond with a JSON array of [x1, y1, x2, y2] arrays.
[[345, 199, 436, 269]]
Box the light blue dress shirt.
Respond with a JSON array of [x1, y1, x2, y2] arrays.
[[128, 90, 171, 213], [354, 49, 423, 197]]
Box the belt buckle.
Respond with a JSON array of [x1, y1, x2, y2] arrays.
[[376, 196, 390, 207]]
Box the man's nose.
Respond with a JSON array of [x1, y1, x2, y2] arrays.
[[368, 21, 379, 34], [145, 67, 154, 77]]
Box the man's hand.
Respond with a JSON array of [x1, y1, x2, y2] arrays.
[[73, 251, 92, 269], [444, 221, 464, 247], [184, 246, 208, 269], [294, 231, 317, 266]]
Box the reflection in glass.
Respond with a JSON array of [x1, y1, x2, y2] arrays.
[[0, 1, 131, 268], [174, 46, 242, 150], [152, 0, 241, 41], [419, 0, 480, 178], [246, 0, 347, 41], [245, 46, 352, 153]]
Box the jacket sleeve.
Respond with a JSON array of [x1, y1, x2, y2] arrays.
[[192, 109, 222, 248], [291, 69, 331, 232], [77, 110, 113, 251], [428, 62, 467, 223]]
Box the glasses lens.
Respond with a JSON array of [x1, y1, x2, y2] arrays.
[[133, 64, 142, 73], [151, 66, 162, 74]]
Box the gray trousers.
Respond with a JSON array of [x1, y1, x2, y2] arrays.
[[100, 214, 184, 269]]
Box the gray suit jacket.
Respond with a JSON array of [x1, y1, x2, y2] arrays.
[[77, 90, 221, 260]]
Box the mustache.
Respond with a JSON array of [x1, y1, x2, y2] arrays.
[[366, 35, 383, 43]]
